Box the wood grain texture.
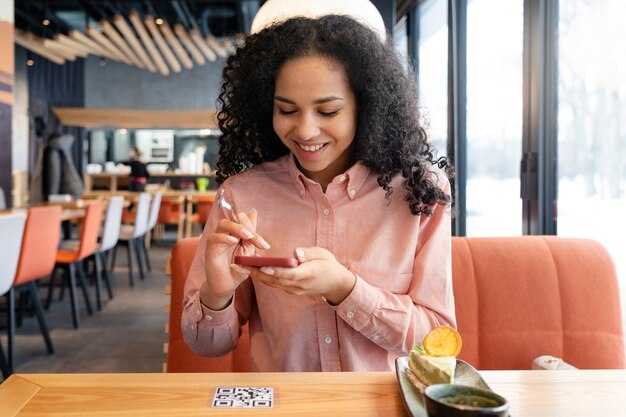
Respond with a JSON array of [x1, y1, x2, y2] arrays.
[[3, 371, 626, 416], [2, 373, 403, 417]]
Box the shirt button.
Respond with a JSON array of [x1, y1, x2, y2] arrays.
[[204, 315, 213, 321], [324, 336, 332, 344], [372, 335, 379, 341], [190, 324, 196, 331], [322, 208, 330, 216], [349, 188, 356, 197], [346, 311, 355, 319], [338, 175, 346, 182]]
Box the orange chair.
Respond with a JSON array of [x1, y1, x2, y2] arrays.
[[453, 236, 624, 369], [156, 195, 185, 242], [7, 206, 61, 372], [45, 202, 102, 329], [166, 237, 249, 372], [184, 195, 214, 238], [165, 236, 624, 372]]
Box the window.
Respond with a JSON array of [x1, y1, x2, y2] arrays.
[[465, 0, 524, 236], [418, 0, 449, 158], [557, 0, 626, 285]]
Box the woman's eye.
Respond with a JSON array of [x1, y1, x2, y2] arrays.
[[278, 109, 296, 115], [319, 110, 339, 117]]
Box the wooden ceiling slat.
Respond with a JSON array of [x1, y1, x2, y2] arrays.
[[52, 108, 219, 129]]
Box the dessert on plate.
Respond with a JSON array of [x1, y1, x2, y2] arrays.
[[405, 325, 462, 390]]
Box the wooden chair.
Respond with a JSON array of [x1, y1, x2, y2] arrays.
[[46, 202, 102, 329], [8, 206, 61, 373], [0, 213, 26, 377], [165, 237, 249, 372]]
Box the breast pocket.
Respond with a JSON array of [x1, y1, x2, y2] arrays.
[[350, 264, 413, 294]]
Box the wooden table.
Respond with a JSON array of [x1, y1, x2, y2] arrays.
[[0, 207, 84, 223], [1, 370, 626, 417]]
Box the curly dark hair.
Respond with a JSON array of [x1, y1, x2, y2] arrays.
[[216, 14, 453, 215]]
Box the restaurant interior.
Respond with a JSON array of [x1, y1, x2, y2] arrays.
[[1, 0, 626, 415]]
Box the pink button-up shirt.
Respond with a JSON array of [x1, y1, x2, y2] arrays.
[[182, 154, 455, 371]]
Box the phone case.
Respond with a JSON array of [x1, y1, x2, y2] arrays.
[[234, 255, 299, 268]]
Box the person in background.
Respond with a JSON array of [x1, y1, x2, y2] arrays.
[[182, 14, 455, 372], [126, 147, 149, 192]]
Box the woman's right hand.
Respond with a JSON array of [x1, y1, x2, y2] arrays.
[[200, 208, 270, 310]]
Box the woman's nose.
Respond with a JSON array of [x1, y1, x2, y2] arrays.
[[294, 115, 320, 140]]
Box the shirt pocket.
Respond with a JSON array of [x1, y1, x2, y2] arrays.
[[349, 264, 413, 295]]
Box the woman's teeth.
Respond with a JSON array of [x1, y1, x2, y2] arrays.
[[299, 143, 325, 152]]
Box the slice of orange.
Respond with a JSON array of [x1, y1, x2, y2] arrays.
[[422, 325, 462, 357]]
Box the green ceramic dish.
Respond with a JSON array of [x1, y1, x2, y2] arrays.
[[424, 384, 509, 417], [395, 356, 504, 417]]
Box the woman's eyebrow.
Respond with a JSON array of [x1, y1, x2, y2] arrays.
[[274, 96, 344, 104]]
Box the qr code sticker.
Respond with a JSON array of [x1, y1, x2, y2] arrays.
[[212, 387, 274, 408]]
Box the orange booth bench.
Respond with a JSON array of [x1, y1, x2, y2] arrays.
[[165, 236, 625, 372]]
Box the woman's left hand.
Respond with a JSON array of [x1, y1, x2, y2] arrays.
[[250, 247, 356, 305]]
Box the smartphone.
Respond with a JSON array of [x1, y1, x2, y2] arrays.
[[234, 255, 299, 268]]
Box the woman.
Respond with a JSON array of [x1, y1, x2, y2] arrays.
[[182, 15, 455, 372], [126, 147, 149, 192]]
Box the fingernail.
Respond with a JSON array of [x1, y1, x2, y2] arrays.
[[226, 235, 239, 243], [296, 247, 304, 260], [241, 228, 254, 238], [258, 237, 271, 249], [231, 264, 251, 275], [260, 267, 275, 275]]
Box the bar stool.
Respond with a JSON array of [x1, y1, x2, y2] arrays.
[[0, 212, 26, 377], [46, 202, 102, 329], [9, 206, 61, 374]]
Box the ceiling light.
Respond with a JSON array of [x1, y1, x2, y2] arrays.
[[26, 59, 34, 66], [155, 18, 164, 25], [42, 19, 50, 26]]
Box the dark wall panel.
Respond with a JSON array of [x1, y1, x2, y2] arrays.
[[84, 56, 223, 109]]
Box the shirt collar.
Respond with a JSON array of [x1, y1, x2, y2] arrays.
[[287, 153, 370, 200]]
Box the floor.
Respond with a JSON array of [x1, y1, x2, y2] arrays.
[[0, 237, 176, 378]]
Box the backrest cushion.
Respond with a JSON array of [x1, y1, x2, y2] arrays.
[[167, 237, 250, 372], [99, 196, 124, 252], [453, 236, 625, 369], [0, 213, 26, 294], [76, 202, 103, 260], [14, 206, 61, 286]]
